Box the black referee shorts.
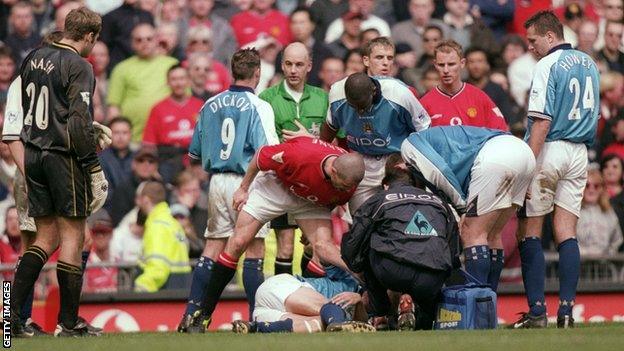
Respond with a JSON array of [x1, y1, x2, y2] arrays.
[[25, 145, 91, 218]]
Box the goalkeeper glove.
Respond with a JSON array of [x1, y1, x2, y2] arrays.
[[93, 121, 112, 151], [89, 166, 108, 212]]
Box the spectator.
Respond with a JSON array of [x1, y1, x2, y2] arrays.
[[603, 114, 624, 160], [507, 0, 550, 38], [597, 71, 624, 140], [318, 56, 346, 92], [561, 2, 584, 47], [391, 0, 449, 62], [0, 206, 21, 282], [181, 0, 237, 67], [86, 0, 124, 15], [187, 53, 213, 101], [101, 0, 154, 73], [597, 20, 624, 75], [576, 20, 599, 58], [90, 41, 110, 123], [309, 0, 349, 43], [159, 0, 183, 24], [4, 1, 41, 67], [110, 209, 144, 263], [170, 203, 204, 259], [469, 0, 514, 41], [327, 11, 363, 60], [134, 181, 191, 292], [465, 46, 522, 126], [40, 0, 82, 37], [107, 23, 178, 141], [344, 48, 365, 75], [402, 24, 442, 86], [185, 26, 231, 95], [499, 34, 527, 71], [230, 0, 292, 48], [110, 147, 161, 227], [417, 64, 439, 96], [507, 50, 537, 109], [577, 168, 623, 256], [442, 0, 497, 55], [0, 47, 15, 105], [143, 64, 203, 183], [155, 22, 185, 61], [171, 170, 207, 245], [324, 0, 390, 43], [601, 154, 624, 198], [360, 27, 381, 46], [84, 210, 118, 293], [139, 0, 160, 18], [101, 117, 135, 214], [275, 7, 334, 87], [594, 0, 624, 51], [244, 35, 282, 93]]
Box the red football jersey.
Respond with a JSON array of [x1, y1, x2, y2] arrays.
[[420, 83, 508, 131], [257, 137, 356, 207], [143, 96, 204, 148], [230, 9, 292, 47]]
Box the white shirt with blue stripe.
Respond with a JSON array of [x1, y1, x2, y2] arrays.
[[525, 43, 600, 147], [327, 76, 430, 156], [189, 85, 279, 175]]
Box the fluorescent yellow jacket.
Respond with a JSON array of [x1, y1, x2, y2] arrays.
[[134, 202, 191, 292]]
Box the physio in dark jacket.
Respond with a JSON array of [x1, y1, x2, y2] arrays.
[[341, 154, 459, 330]]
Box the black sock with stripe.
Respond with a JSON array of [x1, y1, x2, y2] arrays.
[[10, 246, 48, 321], [57, 261, 83, 329]]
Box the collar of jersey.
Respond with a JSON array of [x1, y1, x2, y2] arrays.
[[547, 43, 572, 55], [228, 85, 254, 94], [52, 41, 79, 55]]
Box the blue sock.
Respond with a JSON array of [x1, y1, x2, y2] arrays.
[[243, 258, 264, 321], [557, 238, 580, 317], [255, 319, 294, 333], [320, 302, 346, 326], [20, 286, 34, 324], [185, 256, 215, 316], [519, 237, 546, 316], [463, 245, 490, 285], [488, 249, 505, 292], [81, 251, 90, 271]]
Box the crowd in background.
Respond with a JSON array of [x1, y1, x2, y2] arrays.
[[0, 0, 623, 293]]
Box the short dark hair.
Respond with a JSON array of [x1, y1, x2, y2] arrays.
[[363, 36, 394, 57], [290, 6, 312, 21], [64, 7, 102, 41], [231, 48, 261, 81], [167, 63, 186, 77], [344, 72, 375, 108], [108, 116, 133, 129], [0, 46, 13, 61], [464, 46, 491, 66], [138, 181, 167, 204], [524, 10, 563, 39], [424, 24, 443, 38], [382, 153, 412, 187]]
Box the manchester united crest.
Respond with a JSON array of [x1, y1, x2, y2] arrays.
[[467, 107, 477, 118]]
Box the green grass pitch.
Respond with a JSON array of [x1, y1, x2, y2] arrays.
[[12, 323, 624, 351]]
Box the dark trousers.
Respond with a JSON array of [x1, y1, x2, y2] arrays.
[[363, 250, 448, 330]]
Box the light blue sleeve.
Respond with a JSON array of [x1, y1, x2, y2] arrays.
[[188, 113, 203, 160]]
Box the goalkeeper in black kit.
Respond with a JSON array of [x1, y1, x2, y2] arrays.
[[7, 7, 108, 337]]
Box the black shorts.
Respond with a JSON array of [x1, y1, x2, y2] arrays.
[[269, 213, 298, 230], [25, 145, 91, 218]]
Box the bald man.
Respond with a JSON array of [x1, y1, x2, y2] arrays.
[[259, 42, 330, 276], [184, 136, 365, 332]]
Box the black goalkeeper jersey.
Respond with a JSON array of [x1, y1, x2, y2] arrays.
[[19, 42, 96, 154]]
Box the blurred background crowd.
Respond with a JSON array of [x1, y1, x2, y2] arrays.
[[0, 0, 623, 295]]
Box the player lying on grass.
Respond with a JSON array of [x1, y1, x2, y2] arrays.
[[232, 265, 374, 333], [181, 136, 365, 332]]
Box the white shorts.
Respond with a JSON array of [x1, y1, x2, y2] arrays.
[[252, 274, 314, 322], [243, 172, 331, 224], [348, 154, 388, 214], [466, 135, 536, 216], [205, 173, 268, 239], [14, 171, 36, 232], [524, 140, 588, 217]]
